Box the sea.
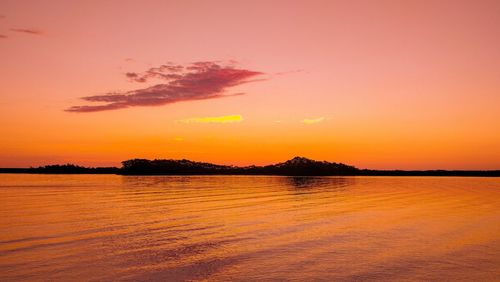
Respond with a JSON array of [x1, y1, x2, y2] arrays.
[[1, 174, 499, 281]]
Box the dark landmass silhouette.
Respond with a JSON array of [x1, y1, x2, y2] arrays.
[[0, 164, 119, 174], [120, 156, 359, 175], [0, 156, 499, 176]]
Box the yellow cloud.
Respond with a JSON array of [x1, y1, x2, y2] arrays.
[[178, 115, 243, 124], [173, 137, 184, 141], [301, 117, 325, 124]]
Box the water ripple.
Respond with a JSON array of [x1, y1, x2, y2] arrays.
[[0, 174, 499, 281]]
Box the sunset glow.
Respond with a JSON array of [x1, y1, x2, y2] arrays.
[[178, 115, 243, 124], [1, 0, 500, 169]]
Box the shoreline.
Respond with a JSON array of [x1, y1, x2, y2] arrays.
[[1, 169, 499, 177], [2, 157, 499, 177]]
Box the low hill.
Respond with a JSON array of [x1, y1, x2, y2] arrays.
[[1, 158, 498, 176], [120, 156, 359, 176]]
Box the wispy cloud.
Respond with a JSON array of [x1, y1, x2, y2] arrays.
[[125, 63, 185, 82], [10, 28, 43, 35], [177, 115, 243, 124], [66, 61, 263, 113], [301, 117, 325, 124], [0, 34, 7, 39]]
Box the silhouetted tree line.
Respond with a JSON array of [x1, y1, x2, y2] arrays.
[[0, 164, 119, 174], [121, 159, 236, 175], [0, 157, 498, 176], [121, 157, 361, 176]]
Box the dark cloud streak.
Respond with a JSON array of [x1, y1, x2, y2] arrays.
[[66, 61, 263, 113], [10, 28, 43, 35]]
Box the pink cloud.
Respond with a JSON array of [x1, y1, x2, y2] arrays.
[[66, 61, 263, 113]]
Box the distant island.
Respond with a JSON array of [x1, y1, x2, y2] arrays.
[[0, 157, 499, 176]]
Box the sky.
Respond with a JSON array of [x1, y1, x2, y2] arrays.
[[1, 0, 500, 169]]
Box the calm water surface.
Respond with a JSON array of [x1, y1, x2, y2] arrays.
[[0, 174, 499, 281]]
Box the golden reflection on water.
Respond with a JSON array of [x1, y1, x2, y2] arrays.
[[0, 174, 499, 281]]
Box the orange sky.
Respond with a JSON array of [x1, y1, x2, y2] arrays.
[[1, 0, 499, 169]]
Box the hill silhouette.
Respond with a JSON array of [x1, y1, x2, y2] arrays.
[[120, 156, 359, 175], [0, 157, 498, 176]]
